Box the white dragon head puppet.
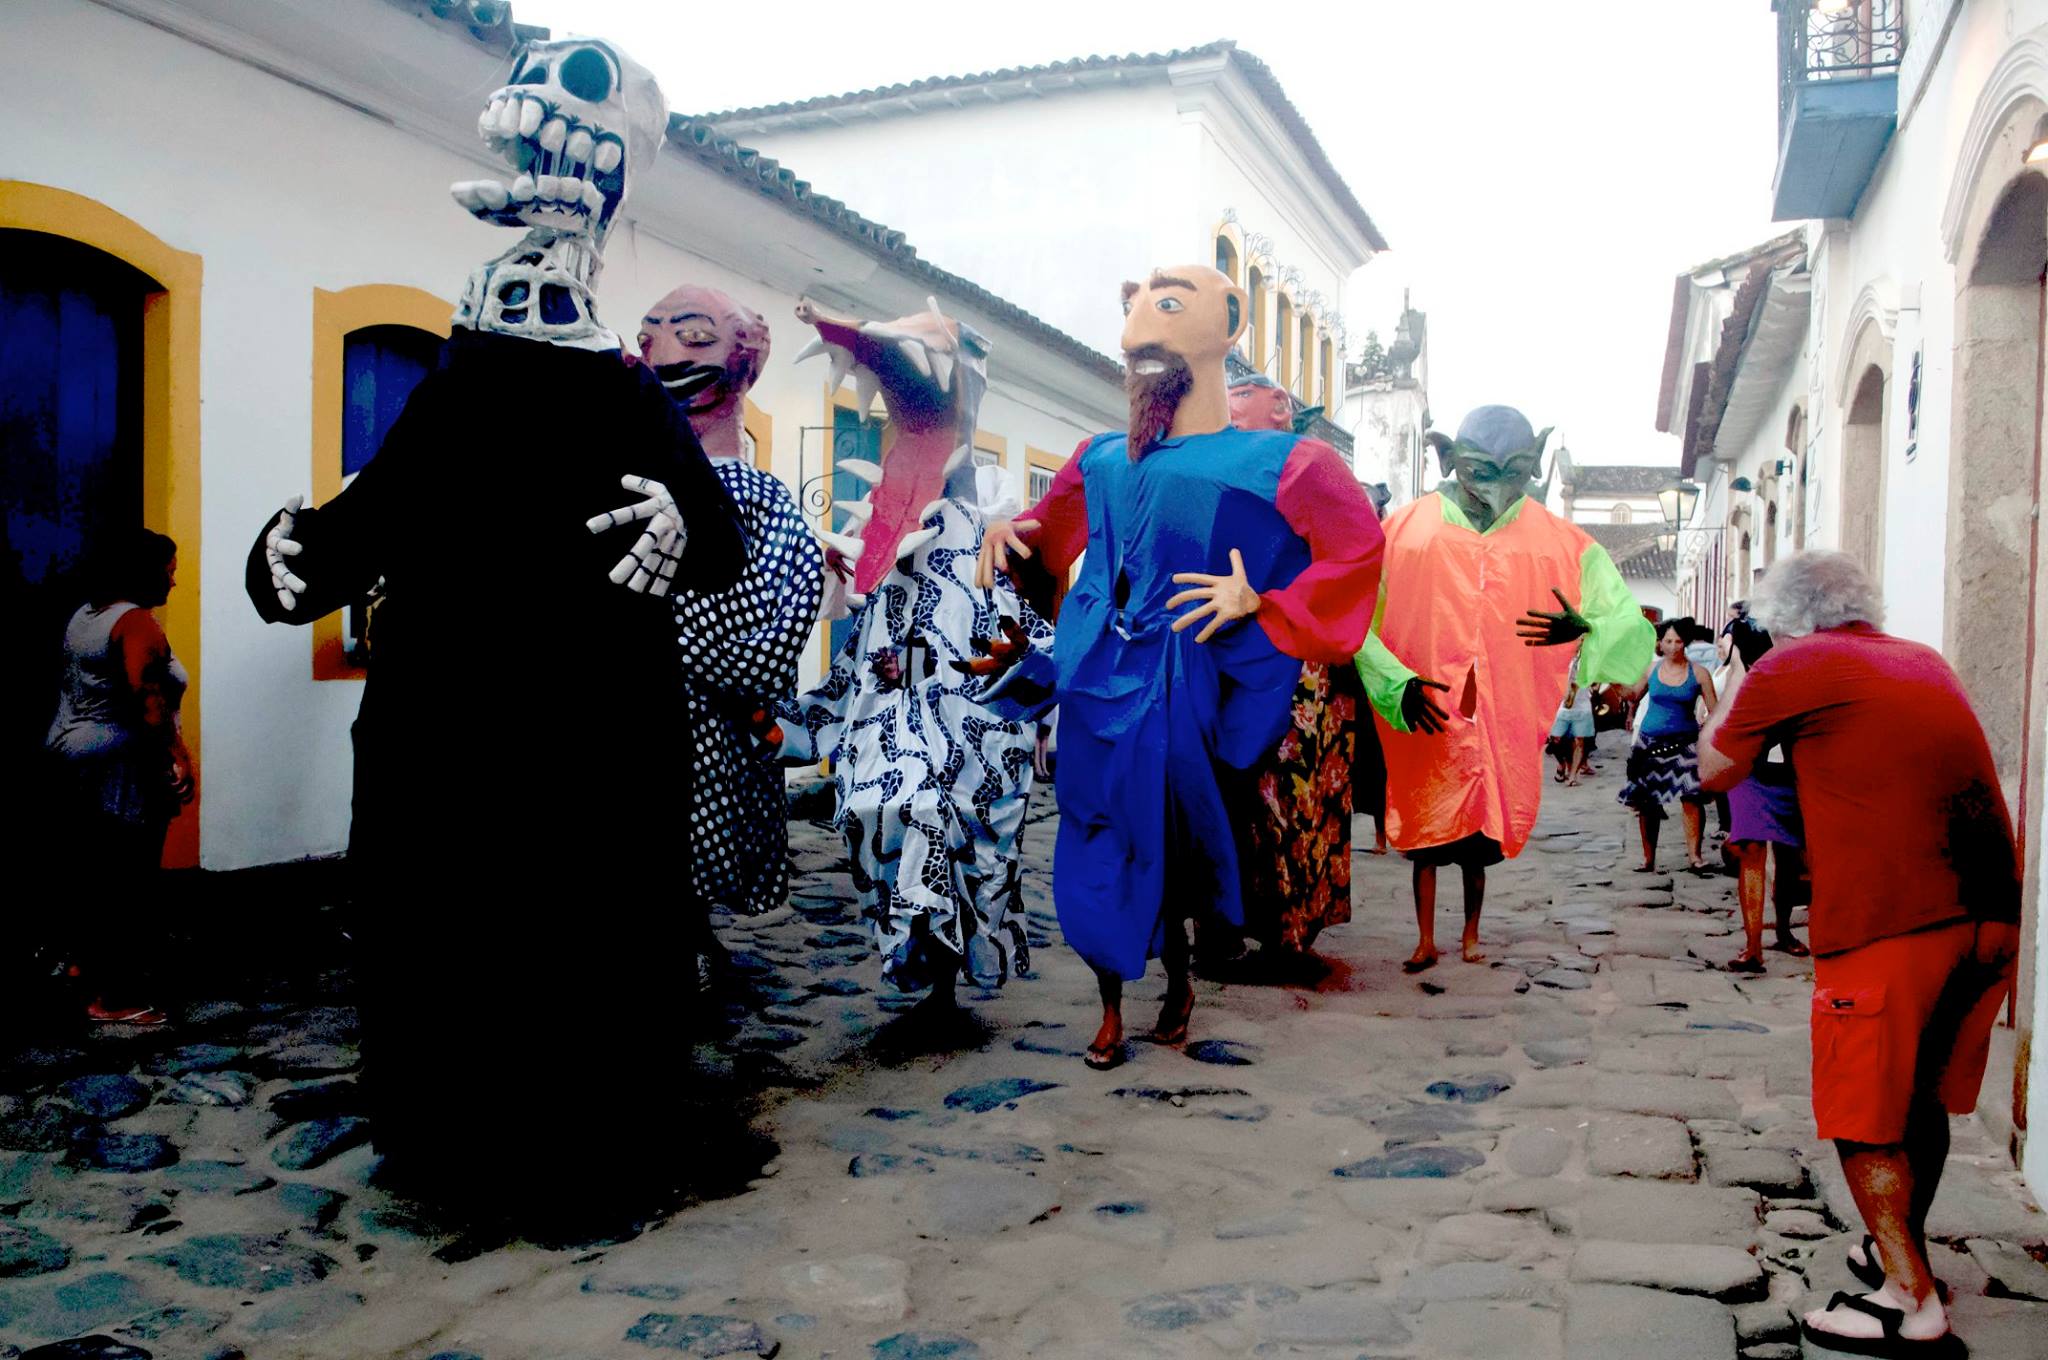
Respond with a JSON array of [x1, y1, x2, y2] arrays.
[[794, 297, 991, 609], [450, 36, 667, 351]]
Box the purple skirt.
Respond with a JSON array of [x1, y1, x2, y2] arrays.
[[1728, 773, 1801, 847]]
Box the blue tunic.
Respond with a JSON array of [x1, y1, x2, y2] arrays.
[[1052, 427, 1319, 980]]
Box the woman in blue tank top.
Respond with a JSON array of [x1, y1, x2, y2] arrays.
[[1618, 618, 1718, 872]]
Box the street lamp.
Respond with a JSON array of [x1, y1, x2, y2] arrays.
[[1656, 479, 1701, 529]]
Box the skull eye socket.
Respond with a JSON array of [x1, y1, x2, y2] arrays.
[[559, 47, 614, 104]]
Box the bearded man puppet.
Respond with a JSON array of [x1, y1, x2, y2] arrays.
[[979, 266, 1384, 1069], [775, 297, 1053, 1020], [242, 38, 742, 1220], [637, 286, 824, 961], [1355, 404, 1654, 972]]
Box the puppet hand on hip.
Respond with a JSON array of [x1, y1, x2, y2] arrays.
[[265, 495, 310, 611], [587, 475, 685, 596], [1168, 548, 1260, 643], [976, 518, 1041, 590], [1515, 587, 1590, 648], [1402, 676, 1455, 734]]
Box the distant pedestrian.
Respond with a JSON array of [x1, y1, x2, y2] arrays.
[[1549, 653, 1595, 786], [1712, 613, 1807, 973], [1618, 618, 1717, 872], [43, 529, 194, 1026], [1702, 551, 2018, 1356]]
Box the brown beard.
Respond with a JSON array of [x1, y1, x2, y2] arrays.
[[1125, 347, 1193, 460]]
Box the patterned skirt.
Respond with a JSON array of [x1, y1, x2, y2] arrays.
[[1231, 662, 1355, 952], [1617, 734, 1705, 818]]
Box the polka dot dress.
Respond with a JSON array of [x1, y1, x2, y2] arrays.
[[777, 498, 1054, 992], [672, 460, 825, 916]]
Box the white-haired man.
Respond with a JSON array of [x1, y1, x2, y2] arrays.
[[1700, 551, 2020, 1356]]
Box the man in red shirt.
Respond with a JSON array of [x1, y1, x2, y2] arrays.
[[1701, 552, 2020, 1356]]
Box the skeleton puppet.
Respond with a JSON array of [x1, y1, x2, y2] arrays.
[[244, 38, 742, 1218], [637, 286, 824, 931], [776, 298, 1052, 1004]]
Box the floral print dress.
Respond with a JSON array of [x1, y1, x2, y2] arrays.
[[1233, 662, 1356, 952]]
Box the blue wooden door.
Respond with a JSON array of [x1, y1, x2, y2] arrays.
[[0, 229, 151, 760], [340, 324, 440, 661], [829, 405, 884, 662]]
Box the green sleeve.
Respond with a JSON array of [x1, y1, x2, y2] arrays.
[[1353, 581, 1418, 732], [1574, 543, 1656, 686]]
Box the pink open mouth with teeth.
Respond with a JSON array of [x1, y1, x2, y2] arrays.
[[795, 299, 991, 600]]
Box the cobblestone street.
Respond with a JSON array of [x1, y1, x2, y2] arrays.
[[4, 762, 2046, 1359]]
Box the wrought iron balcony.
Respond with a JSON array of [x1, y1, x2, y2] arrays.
[[1771, 0, 1905, 221]]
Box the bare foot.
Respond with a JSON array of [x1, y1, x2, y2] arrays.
[[1772, 934, 1810, 957], [1368, 843, 1389, 856], [1147, 988, 1193, 1045], [1402, 945, 1439, 974], [1726, 952, 1766, 975], [1460, 938, 1486, 964]]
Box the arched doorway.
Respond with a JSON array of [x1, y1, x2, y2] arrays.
[[1947, 103, 2048, 1154], [1840, 359, 1887, 579], [1, 230, 154, 757], [1951, 169, 2048, 786], [0, 182, 201, 868]]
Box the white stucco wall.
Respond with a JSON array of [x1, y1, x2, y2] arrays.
[[738, 89, 1192, 360], [734, 77, 1363, 389], [1798, 0, 2048, 1208], [10, 0, 1117, 871]]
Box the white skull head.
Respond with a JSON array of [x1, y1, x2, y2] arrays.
[[451, 36, 667, 248]]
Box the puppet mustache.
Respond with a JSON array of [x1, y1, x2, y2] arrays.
[[1125, 346, 1192, 460]]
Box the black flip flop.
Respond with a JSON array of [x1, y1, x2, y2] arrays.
[[1848, 1234, 1886, 1290], [1799, 1291, 1967, 1358], [1083, 1043, 1125, 1072]]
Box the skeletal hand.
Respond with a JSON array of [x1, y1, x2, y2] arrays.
[[587, 475, 686, 596], [1168, 548, 1261, 643], [1516, 587, 1590, 647], [976, 518, 1040, 590], [266, 495, 309, 611]]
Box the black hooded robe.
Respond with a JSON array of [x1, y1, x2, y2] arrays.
[[246, 330, 743, 1215]]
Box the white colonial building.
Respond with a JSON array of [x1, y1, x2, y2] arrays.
[[1338, 295, 1430, 505], [1662, 0, 2048, 1201], [1553, 457, 1680, 621], [702, 40, 1388, 488], [3, 0, 1132, 873]]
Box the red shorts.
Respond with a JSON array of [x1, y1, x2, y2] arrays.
[[1810, 920, 2015, 1144]]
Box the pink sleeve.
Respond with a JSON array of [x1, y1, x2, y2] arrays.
[[1256, 438, 1386, 663], [1019, 438, 1093, 578]]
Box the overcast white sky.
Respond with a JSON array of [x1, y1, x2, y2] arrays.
[[520, 0, 1785, 466]]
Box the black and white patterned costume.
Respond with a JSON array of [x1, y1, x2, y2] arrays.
[[673, 457, 824, 916], [779, 496, 1052, 991]]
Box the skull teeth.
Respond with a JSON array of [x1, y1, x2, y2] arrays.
[[519, 98, 545, 137], [539, 117, 568, 153], [565, 128, 595, 163], [593, 140, 623, 172]]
